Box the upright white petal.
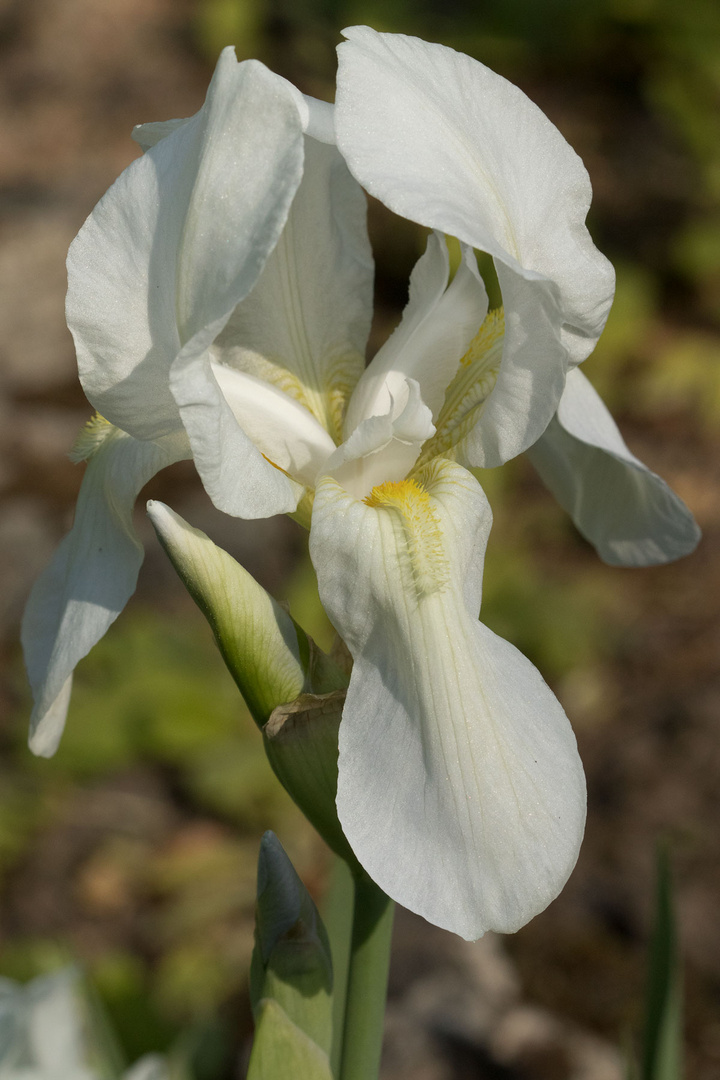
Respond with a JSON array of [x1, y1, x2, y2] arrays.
[[336, 27, 614, 363], [21, 423, 189, 756], [344, 233, 487, 434], [416, 274, 569, 471], [323, 378, 435, 499], [335, 27, 615, 464], [68, 49, 304, 442], [528, 368, 701, 566], [214, 137, 373, 441], [310, 460, 585, 939]]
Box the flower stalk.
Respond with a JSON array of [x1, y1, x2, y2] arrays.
[[338, 874, 395, 1080]]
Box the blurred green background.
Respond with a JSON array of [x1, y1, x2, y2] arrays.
[[0, 0, 718, 1076]]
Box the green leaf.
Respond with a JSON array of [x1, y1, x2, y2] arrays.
[[642, 846, 683, 1080]]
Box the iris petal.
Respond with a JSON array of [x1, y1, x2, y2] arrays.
[[335, 26, 614, 364], [68, 50, 304, 442], [344, 232, 487, 433], [335, 27, 615, 465], [213, 137, 373, 442], [22, 423, 190, 756], [310, 459, 585, 939], [528, 368, 701, 565]]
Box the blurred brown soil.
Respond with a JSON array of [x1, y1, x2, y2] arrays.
[[0, 2, 718, 1079]]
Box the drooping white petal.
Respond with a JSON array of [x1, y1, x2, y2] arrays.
[[323, 378, 435, 498], [335, 26, 614, 369], [68, 49, 304, 441], [310, 459, 585, 940], [169, 346, 303, 519], [344, 233, 487, 434], [21, 423, 190, 756], [213, 137, 373, 441], [527, 368, 701, 566], [210, 361, 336, 486]]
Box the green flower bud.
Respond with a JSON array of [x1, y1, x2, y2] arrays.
[[248, 831, 334, 1078], [147, 501, 346, 728]]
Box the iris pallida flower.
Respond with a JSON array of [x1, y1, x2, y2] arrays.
[[22, 28, 699, 939]]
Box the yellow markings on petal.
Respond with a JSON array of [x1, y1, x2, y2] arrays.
[[260, 453, 313, 529], [69, 413, 116, 463], [247, 216, 364, 442], [364, 477, 448, 598], [460, 307, 505, 367], [211, 348, 362, 446], [260, 451, 290, 475], [416, 307, 504, 468], [282, 347, 364, 444], [414, 308, 505, 468]]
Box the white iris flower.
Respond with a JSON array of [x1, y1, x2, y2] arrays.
[[22, 28, 699, 939]]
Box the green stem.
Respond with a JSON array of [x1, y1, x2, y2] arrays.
[[323, 857, 355, 1078], [338, 873, 394, 1080]]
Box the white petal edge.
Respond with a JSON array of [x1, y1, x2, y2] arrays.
[[21, 427, 190, 757], [170, 342, 303, 518], [310, 460, 586, 939], [273, 77, 337, 144], [211, 362, 337, 486], [133, 87, 333, 151], [527, 367, 701, 566], [344, 232, 487, 434], [69, 49, 304, 441], [335, 26, 615, 366]]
